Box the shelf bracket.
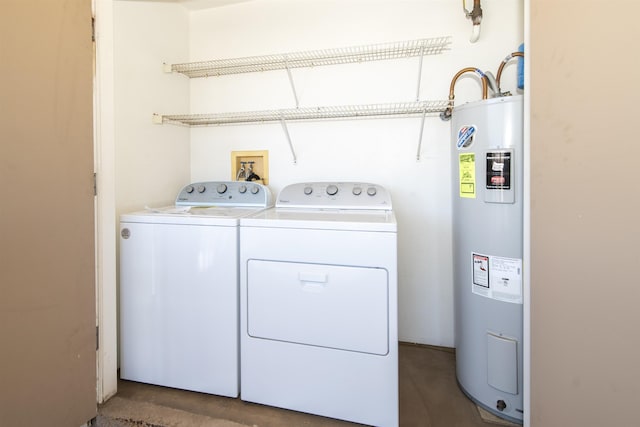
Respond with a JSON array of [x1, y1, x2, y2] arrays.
[[284, 57, 300, 108], [279, 115, 297, 164], [416, 107, 428, 161], [415, 45, 425, 101]]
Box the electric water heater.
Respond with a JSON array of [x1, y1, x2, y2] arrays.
[[451, 95, 524, 423]]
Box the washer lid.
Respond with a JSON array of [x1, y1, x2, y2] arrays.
[[120, 205, 268, 226], [276, 182, 392, 210]]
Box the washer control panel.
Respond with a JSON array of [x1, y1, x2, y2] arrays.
[[175, 181, 273, 207], [276, 182, 392, 210]]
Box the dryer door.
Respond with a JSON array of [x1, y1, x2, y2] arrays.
[[247, 259, 389, 355]]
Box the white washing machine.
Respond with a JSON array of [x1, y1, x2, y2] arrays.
[[119, 181, 272, 398], [239, 182, 398, 427]]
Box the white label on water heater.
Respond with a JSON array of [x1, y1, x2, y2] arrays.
[[471, 252, 522, 304], [472, 254, 489, 287]]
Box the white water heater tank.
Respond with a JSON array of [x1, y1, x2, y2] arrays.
[[451, 95, 524, 423]]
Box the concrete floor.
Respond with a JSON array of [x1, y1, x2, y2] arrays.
[[97, 343, 517, 427]]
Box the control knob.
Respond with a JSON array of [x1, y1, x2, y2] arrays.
[[216, 183, 227, 194], [185, 185, 194, 194], [367, 186, 377, 196], [352, 187, 362, 196], [303, 186, 313, 195], [326, 184, 338, 196], [197, 185, 206, 193], [250, 186, 260, 195], [238, 185, 247, 194]]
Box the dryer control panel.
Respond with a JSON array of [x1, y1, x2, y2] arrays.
[[175, 181, 273, 207], [276, 182, 392, 210]]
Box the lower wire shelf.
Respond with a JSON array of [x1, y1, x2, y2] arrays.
[[153, 100, 449, 162], [153, 100, 449, 126]]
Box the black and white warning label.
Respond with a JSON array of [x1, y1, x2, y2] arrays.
[[486, 151, 512, 190]]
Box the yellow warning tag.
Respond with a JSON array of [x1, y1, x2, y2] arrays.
[[459, 153, 476, 198]]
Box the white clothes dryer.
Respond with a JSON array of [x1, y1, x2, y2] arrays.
[[239, 182, 398, 427], [119, 181, 272, 398]]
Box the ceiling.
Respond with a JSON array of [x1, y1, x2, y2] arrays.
[[173, 0, 256, 10], [117, 0, 255, 10]]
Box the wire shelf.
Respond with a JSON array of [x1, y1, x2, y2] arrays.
[[155, 100, 450, 126], [170, 37, 452, 78]]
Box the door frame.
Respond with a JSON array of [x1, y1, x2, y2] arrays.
[[94, 0, 118, 403]]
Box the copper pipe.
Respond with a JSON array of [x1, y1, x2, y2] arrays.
[[470, 0, 483, 25], [442, 67, 488, 120], [463, 0, 483, 42], [463, 0, 483, 24], [496, 51, 524, 93]]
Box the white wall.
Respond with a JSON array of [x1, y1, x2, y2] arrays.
[[114, 1, 191, 215], [186, 0, 523, 346]]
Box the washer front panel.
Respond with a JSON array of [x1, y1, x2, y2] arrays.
[[119, 181, 272, 398], [120, 221, 239, 396]]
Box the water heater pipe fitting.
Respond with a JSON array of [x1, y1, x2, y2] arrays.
[[440, 67, 489, 120], [496, 51, 524, 94]]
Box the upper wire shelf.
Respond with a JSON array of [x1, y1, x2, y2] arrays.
[[169, 37, 452, 78], [154, 100, 449, 126]]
